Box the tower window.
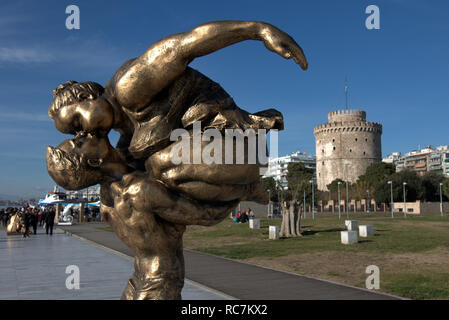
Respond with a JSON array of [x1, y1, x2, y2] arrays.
[[333, 146, 336, 150], [363, 151, 366, 155], [350, 149, 352, 153], [365, 138, 368, 142], [355, 138, 358, 142], [332, 139, 335, 142]]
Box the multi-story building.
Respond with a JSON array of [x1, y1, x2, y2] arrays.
[[263, 151, 316, 189], [429, 152, 443, 174], [386, 145, 449, 177], [402, 147, 433, 176], [382, 152, 401, 164], [436, 146, 449, 177]]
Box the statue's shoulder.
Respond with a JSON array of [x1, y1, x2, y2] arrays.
[[104, 58, 138, 97]]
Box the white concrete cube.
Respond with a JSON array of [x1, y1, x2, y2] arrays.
[[269, 226, 279, 240], [345, 220, 358, 231], [341, 231, 358, 244], [249, 219, 260, 229], [359, 225, 374, 237]]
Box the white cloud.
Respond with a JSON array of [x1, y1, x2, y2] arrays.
[[1, 111, 50, 122], [0, 47, 54, 63]]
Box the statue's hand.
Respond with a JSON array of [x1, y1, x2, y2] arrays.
[[259, 24, 308, 70]]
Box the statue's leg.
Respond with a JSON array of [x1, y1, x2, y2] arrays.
[[121, 273, 184, 300], [121, 274, 138, 300], [121, 247, 185, 300]]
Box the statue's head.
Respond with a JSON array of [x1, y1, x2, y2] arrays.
[[48, 81, 114, 135], [46, 133, 127, 190]]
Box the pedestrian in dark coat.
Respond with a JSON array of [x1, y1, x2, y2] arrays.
[[45, 209, 56, 235], [30, 209, 38, 234], [23, 210, 31, 238]]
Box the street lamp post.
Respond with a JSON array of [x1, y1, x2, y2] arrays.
[[345, 180, 349, 219], [310, 180, 315, 220], [338, 182, 342, 220], [277, 189, 281, 218], [366, 189, 370, 213], [345, 164, 349, 219], [267, 189, 271, 218], [388, 181, 393, 218], [303, 189, 306, 219], [403, 182, 407, 218], [440, 183, 443, 217]]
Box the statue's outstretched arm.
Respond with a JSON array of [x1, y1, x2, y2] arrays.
[[113, 21, 308, 111]]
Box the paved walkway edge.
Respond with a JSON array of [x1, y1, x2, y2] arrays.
[[59, 228, 237, 300]]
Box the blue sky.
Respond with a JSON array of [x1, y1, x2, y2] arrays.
[[0, 0, 448, 199]]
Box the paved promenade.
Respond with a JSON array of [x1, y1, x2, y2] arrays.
[[0, 227, 231, 300], [58, 222, 402, 300]]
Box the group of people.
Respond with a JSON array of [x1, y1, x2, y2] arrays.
[[233, 208, 255, 223], [0, 206, 56, 237]]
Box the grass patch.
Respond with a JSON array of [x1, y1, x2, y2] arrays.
[[383, 273, 449, 299], [183, 212, 449, 299]]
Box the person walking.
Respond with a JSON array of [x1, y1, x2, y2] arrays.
[[38, 209, 43, 227], [41, 210, 47, 228], [45, 208, 56, 235], [0, 209, 6, 227], [23, 209, 31, 238], [31, 209, 38, 235]]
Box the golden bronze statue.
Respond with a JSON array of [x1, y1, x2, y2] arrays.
[[7, 212, 24, 235], [46, 20, 307, 299]]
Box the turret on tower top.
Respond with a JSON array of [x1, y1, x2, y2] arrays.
[[328, 109, 366, 123]]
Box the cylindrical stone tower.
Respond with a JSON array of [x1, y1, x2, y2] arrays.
[[314, 109, 382, 191]]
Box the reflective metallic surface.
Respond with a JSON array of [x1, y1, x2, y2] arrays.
[[46, 20, 307, 299], [7, 213, 23, 234]]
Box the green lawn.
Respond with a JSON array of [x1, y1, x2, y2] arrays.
[[183, 212, 449, 299]]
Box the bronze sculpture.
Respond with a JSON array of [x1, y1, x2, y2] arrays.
[[46, 21, 307, 299], [7, 211, 24, 235]]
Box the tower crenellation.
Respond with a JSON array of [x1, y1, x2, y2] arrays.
[[328, 109, 366, 123], [314, 109, 382, 191]]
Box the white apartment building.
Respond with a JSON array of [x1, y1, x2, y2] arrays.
[[263, 151, 316, 189], [382, 152, 402, 164], [383, 145, 449, 177]]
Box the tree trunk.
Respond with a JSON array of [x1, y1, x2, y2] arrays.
[[280, 201, 301, 238]]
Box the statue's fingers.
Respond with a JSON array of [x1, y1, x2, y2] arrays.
[[291, 43, 308, 70]]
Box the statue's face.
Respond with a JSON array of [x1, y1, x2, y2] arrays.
[[46, 133, 114, 190], [51, 97, 114, 135]]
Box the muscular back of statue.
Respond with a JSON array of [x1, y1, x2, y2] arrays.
[[46, 20, 308, 299]]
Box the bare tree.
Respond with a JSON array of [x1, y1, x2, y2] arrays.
[[280, 200, 301, 237]]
